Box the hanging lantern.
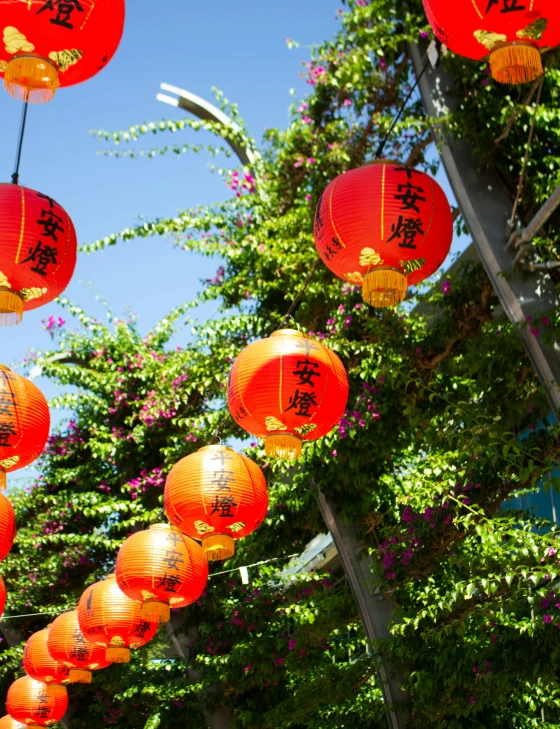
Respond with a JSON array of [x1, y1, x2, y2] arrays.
[[0, 493, 16, 559], [227, 329, 349, 459], [47, 609, 112, 684], [0, 0, 126, 103], [0, 366, 49, 490], [422, 0, 559, 84], [0, 716, 25, 729], [0, 184, 77, 327], [0, 576, 6, 619], [23, 628, 72, 685], [6, 676, 67, 727], [77, 575, 158, 664], [314, 162, 453, 307], [164, 446, 269, 562], [115, 524, 209, 623]]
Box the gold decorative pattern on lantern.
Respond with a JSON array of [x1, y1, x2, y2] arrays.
[[294, 423, 318, 436], [265, 416, 287, 432], [473, 30, 507, 51], [20, 287, 47, 302], [4, 26, 34, 54], [359, 247, 384, 267], [194, 520, 215, 535], [345, 272, 363, 285], [0, 455, 19, 470], [399, 258, 426, 276], [229, 522, 246, 533], [517, 18, 548, 41], [48, 49, 83, 73], [0, 273, 10, 289]]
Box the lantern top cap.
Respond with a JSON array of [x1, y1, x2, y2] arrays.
[[271, 329, 307, 339], [148, 523, 172, 532], [198, 445, 234, 453], [363, 159, 398, 167]]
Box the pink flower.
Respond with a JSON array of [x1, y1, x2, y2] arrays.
[[332, 450, 338, 457], [441, 279, 451, 296], [343, 99, 352, 107]]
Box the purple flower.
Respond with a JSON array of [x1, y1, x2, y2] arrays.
[[441, 279, 451, 296], [544, 614, 552, 624]]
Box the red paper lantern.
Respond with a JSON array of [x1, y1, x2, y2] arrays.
[[0, 576, 7, 619], [7, 676, 67, 727], [227, 329, 349, 459], [78, 575, 158, 664], [47, 609, 112, 684], [0, 716, 25, 729], [115, 524, 209, 623], [165, 446, 268, 561], [0, 184, 77, 326], [423, 0, 559, 84], [23, 628, 72, 685], [314, 162, 453, 307], [0, 0, 126, 103], [0, 366, 50, 490], [0, 494, 16, 559]]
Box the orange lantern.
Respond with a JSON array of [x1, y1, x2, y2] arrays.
[[0, 716, 25, 729], [47, 609, 112, 684], [77, 575, 158, 664], [0, 494, 16, 559], [0, 576, 7, 618], [0, 367, 49, 490], [23, 628, 72, 685], [423, 0, 560, 85], [115, 524, 209, 623], [6, 676, 67, 727], [0, 184, 77, 326], [314, 162, 453, 307], [164, 445, 268, 561], [0, 0, 126, 103], [227, 329, 349, 459]]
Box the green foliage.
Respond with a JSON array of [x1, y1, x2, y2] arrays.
[[2, 1, 560, 727]]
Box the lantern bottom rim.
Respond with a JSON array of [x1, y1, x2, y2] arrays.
[[4, 54, 58, 104], [203, 534, 235, 562], [489, 43, 542, 85], [362, 268, 407, 308], [0, 290, 23, 327], [142, 599, 171, 624], [265, 433, 302, 460], [68, 668, 92, 684], [106, 646, 130, 663]]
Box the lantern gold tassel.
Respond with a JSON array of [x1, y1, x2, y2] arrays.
[[265, 434, 302, 460], [362, 268, 408, 308], [106, 646, 130, 663], [142, 600, 170, 624], [0, 290, 23, 327], [68, 669, 92, 684], [4, 55, 58, 104], [490, 43, 542, 85], [203, 534, 235, 561]]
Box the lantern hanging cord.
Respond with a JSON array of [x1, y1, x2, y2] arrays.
[[11, 100, 29, 185], [375, 55, 430, 160], [281, 257, 322, 328], [0, 546, 330, 621]]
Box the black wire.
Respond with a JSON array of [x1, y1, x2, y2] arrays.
[[12, 100, 29, 185], [281, 257, 321, 328], [374, 57, 430, 160]]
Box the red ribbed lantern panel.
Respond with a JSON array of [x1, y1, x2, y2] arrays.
[[0, 367, 50, 489], [7, 676, 67, 727], [48, 610, 112, 684], [423, 1, 559, 84], [24, 629, 71, 685], [314, 163, 452, 308], [0, 0, 126, 103], [0, 494, 16, 560], [115, 524, 209, 623], [0, 715, 25, 729], [165, 446, 269, 561], [78, 576, 158, 664], [0, 576, 6, 618], [227, 329, 348, 459], [0, 185, 77, 326]]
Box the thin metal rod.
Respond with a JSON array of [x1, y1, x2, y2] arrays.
[[375, 58, 430, 160], [12, 100, 29, 185]]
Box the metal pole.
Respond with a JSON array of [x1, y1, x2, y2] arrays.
[[409, 43, 560, 415]]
